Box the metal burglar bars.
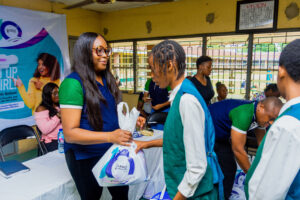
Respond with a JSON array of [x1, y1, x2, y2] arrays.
[[108, 31, 300, 98], [110, 42, 134, 91], [206, 35, 249, 99], [251, 32, 300, 96], [136, 40, 162, 92], [177, 38, 203, 77], [135, 38, 202, 92]]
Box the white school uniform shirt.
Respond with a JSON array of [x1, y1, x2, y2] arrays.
[[248, 96, 300, 200], [168, 82, 207, 198]]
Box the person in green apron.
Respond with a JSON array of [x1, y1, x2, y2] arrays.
[[245, 39, 300, 199], [139, 40, 224, 200]]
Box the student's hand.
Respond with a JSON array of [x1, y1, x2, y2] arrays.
[[31, 78, 43, 90], [173, 191, 186, 200], [110, 129, 132, 146], [134, 140, 149, 153], [136, 116, 146, 129], [11, 76, 23, 87]]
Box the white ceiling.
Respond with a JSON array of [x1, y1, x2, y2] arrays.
[[52, 0, 161, 12]]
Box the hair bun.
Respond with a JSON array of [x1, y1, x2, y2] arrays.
[[216, 81, 222, 88]]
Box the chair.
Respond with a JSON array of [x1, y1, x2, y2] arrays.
[[33, 126, 48, 156], [0, 125, 47, 161], [146, 112, 168, 126]]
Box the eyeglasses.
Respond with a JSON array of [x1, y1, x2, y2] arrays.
[[93, 46, 112, 57]]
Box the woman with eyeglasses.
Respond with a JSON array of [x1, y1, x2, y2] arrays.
[[59, 32, 144, 200], [12, 53, 61, 114], [34, 82, 61, 152], [190, 56, 215, 105]]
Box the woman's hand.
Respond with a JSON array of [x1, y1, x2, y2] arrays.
[[134, 140, 149, 153], [11, 76, 23, 87], [31, 78, 43, 90], [136, 116, 146, 129], [110, 129, 132, 146]]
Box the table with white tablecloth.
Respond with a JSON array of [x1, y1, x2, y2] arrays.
[[0, 130, 164, 200], [0, 150, 79, 200], [130, 129, 165, 200]]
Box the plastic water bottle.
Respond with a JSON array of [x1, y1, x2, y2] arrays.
[[57, 129, 64, 153]]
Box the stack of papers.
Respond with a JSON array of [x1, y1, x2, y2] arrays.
[[0, 160, 30, 178]]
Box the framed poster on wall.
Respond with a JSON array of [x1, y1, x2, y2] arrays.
[[236, 0, 278, 33]]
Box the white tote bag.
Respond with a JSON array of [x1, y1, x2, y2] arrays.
[[92, 143, 148, 187], [92, 102, 147, 187]]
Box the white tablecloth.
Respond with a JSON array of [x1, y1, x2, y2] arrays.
[[0, 150, 79, 200], [0, 130, 164, 200], [130, 129, 165, 199]]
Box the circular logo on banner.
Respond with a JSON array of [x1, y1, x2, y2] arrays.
[[0, 21, 22, 42]]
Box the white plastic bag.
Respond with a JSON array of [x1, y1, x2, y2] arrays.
[[229, 170, 246, 200], [143, 101, 152, 114], [142, 146, 165, 199], [92, 143, 148, 187], [229, 156, 254, 200], [92, 102, 147, 187], [117, 102, 140, 133]]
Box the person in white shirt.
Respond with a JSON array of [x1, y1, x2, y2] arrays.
[[245, 39, 300, 199], [135, 40, 224, 200]]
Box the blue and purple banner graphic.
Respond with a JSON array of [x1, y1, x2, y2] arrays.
[[0, 6, 70, 130]]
